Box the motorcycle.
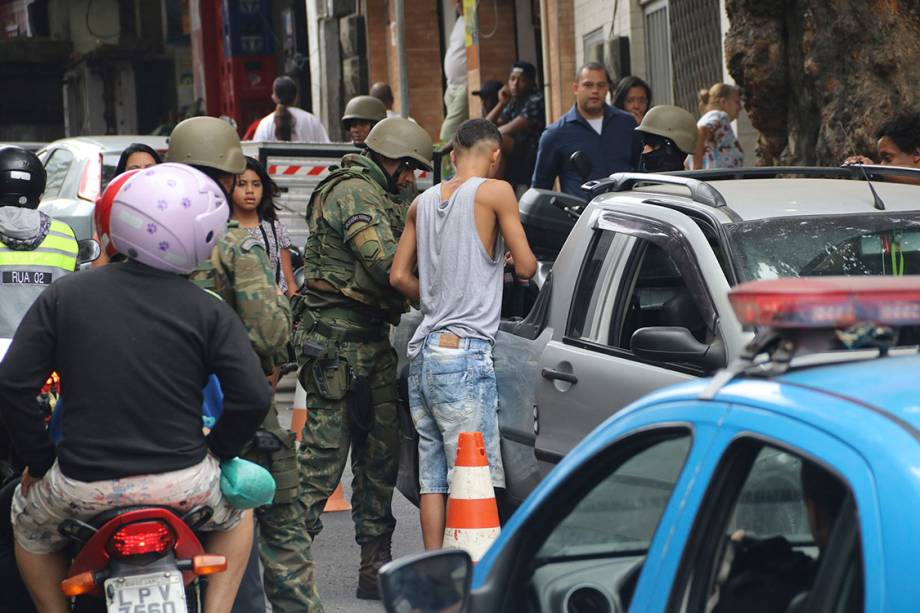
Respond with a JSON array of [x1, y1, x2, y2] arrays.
[[59, 505, 227, 612]]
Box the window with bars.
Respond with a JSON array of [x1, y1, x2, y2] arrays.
[[669, 0, 723, 114], [644, 0, 673, 105]]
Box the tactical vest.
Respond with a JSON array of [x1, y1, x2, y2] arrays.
[[304, 162, 406, 321], [0, 218, 77, 337]]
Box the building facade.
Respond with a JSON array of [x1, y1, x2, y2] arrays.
[[566, 0, 757, 161], [0, 0, 760, 160]]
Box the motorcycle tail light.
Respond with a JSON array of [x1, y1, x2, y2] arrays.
[[61, 570, 96, 596], [109, 520, 174, 557], [192, 554, 228, 576]]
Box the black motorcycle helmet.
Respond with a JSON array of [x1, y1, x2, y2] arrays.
[[0, 146, 46, 208]]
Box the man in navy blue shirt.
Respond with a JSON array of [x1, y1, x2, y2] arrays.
[[532, 62, 641, 199]]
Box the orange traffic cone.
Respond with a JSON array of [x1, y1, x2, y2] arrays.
[[324, 482, 351, 512], [443, 432, 500, 562], [292, 382, 351, 513], [290, 408, 307, 442]]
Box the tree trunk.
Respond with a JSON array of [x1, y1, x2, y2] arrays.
[[725, 0, 920, 166]]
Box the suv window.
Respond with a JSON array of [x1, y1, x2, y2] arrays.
[[672, 441, 863, 613], [43, 148, 74, 199], [568, 230, 633, 342], [566, 225, 716, 367], [617, 241, 708, 349], [537, 432, 691, 559]]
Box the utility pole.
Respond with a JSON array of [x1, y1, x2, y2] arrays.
[[395, 0, 409, 118], [464, 0, 481, 118]]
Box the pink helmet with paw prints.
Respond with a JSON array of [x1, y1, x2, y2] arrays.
[[109, 163, 228, 274]]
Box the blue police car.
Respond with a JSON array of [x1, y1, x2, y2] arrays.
[[380, 276, 920, 613]]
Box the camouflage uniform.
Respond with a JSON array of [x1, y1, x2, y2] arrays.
[[191, 221, 322, 613], [396, 177, 419, 210], [294, 153, 407, 596]]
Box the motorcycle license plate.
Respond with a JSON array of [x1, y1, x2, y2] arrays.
[[104, 571, 186, 613]]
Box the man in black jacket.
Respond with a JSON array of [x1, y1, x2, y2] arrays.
[[0, 164, 270, 613]]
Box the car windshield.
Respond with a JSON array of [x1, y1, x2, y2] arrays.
[[727, 213, 920, 281]]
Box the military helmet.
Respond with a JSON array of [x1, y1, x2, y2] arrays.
[[342, 96, 387, 124], [0, 146, 46, 208], [165, 116, 246, 174], [364, 117, 434, 171], [635, 105, 698, 154]]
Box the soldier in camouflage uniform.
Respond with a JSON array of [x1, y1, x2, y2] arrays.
[[165, 117, 322, 613], [342, 95, 419, 207], [295, 117, 433, 600]]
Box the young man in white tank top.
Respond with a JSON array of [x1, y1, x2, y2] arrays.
[[391, 119, 536, 549]]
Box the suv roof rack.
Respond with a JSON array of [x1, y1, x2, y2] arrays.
[[582, 166, 920, 210], [670, 165, 920, 182], [582, 173, 728, 208]]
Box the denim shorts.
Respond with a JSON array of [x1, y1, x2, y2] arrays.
[[408, 331, 504, 494]]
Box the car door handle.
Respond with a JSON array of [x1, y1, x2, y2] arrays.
[[541, 368, 578, 384]]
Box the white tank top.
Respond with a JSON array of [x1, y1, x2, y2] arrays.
[[407, 177, 505, 358]]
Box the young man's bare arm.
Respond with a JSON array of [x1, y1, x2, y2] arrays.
[[481, 180, 537, 279], [390, 199, 421, 303], [692, 125, 711, 170], [499, 115, 534, 138]]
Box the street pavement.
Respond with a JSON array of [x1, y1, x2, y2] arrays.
[[276, 374, 423, 612]]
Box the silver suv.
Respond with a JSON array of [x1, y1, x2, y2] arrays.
[[395, 166, 920, 508]]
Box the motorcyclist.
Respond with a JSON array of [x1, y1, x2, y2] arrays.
[[0, 163, 270, 613], [0, 146, 78, 340], [94, 167, 141, 263], [167, 117, 319, 612], [635, 104, 699, 172], [0, 146, 79, 612]]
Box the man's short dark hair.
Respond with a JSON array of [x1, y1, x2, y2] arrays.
[[577, 61, 612, 85], [452, 118, 502, 153], [875, 111, 920, 154], [511, 61, 537, 84]]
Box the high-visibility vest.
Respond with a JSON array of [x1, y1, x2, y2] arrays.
[[0, 218, 78, 337]]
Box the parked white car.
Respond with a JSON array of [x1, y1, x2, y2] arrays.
[[36, 136, 168, 240]]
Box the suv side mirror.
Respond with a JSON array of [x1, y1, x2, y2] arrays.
[[631, 327, 725, 370], [77, 239, 101, 264], [570, 151, 592, 181], [379, 549, 472, 613]]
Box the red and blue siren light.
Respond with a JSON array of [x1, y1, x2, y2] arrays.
[[729, 277, 920, 329]]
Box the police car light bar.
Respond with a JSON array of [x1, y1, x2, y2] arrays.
[[729, 277, 920, 328]]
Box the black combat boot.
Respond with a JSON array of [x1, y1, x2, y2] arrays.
[[355, 533, 393, 600]]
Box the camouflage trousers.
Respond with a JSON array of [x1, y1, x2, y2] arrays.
[[295, 311, 399, 546], [242, 404, 323, 612]]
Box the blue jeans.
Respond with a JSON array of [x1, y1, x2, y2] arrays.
[[408, 331, 504, 494]]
